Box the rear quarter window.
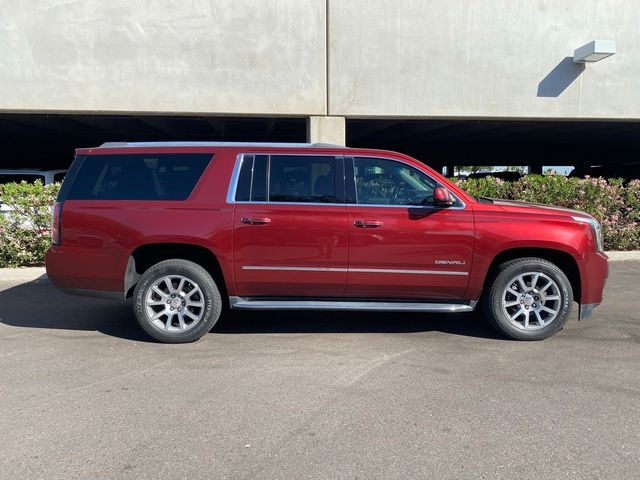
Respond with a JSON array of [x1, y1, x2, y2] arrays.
[[66, 154, 212, 200]]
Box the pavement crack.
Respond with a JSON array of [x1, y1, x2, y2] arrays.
[[336, 347, 416, 387]]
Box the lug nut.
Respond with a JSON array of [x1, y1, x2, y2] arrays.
[[533, 304, 537, 308], [182, 301, 186, 306], [166, 300, 170, 304], [170, 307, 174, 311], [171, 294, 175, 298], [178, 307, 182, 312]]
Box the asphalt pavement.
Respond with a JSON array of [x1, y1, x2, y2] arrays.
[[0, 261, 638, 479]]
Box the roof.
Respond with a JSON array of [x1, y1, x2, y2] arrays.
[[98, 141, 344, 149]]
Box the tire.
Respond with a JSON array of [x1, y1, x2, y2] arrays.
[[133, 259, 222, 343], [482, 257, 573, 341]]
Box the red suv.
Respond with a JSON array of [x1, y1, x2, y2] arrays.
[[46, 142, 608, 343]]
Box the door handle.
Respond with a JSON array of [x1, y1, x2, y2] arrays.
[[240, 217, 272, 225], [353, 219, 383, 228]]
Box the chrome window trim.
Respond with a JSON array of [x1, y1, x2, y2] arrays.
[[232, 201, 460, 210], [242, 265, 468, 276], [234, 201, 345, 207], [226, 153, 245, 204], [227, 152, 467, 210], [347, 203, 463, 210]]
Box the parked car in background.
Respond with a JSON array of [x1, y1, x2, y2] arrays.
[[569, 163, 640, 182], [0, 169, 67, 215], [0, 169, 67, 185], [46, 142, 607, 343], [466, 171, 524, 181]]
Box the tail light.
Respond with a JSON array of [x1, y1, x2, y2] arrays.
[[51, 201, 62, 245]]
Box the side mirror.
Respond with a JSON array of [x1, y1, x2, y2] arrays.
[[433, 187, 455, 207]]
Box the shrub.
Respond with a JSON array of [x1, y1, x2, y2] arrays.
[[0, 175, 637, 268], [457, 175, 640, 251], [0, 181, 60, 267]]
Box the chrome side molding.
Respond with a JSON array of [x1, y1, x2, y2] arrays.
[[240, 265, 468, 276], [229, 297, 476, 313]]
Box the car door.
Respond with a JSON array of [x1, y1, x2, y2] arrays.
[[345, 156, 474, 300], [232, 153, 348, 297]]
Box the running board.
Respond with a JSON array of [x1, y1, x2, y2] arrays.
[[229, 297, 475, 313]]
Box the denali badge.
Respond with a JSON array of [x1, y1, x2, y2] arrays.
[[435, 260, 466, 265]]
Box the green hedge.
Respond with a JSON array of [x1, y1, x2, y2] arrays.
[[0, 175, 638, 267], [456, 175, 640, 251], [0, 181, 60, 267]]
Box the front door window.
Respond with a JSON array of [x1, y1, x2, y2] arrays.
[[353, 157, 437, 206]]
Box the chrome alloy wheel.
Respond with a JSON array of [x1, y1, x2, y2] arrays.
[[501, 272, 561, 331], [144, 275, 205, 332]]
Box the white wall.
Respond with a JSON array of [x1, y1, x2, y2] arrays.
[[1, 1, 639, 120], [329, 0, 640, 119], [0, 0, 327, 115]]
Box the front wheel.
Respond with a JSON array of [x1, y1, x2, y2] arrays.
[[483, 257, 573, 340], [133, 259, 222, 343]]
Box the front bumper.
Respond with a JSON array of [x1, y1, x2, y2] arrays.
[[579, 251, 608, 308]]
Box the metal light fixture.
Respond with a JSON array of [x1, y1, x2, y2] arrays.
[[573, 40, 616, 63]]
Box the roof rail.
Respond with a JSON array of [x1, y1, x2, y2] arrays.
[[98, 141, 345, 148]]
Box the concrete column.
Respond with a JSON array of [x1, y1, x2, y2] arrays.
[[307, 116, 346, 145]]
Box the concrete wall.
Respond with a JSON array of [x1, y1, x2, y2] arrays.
[[329, 0, 640, 119], [0, 0, 327, 115], [1, 1, 639, 120]]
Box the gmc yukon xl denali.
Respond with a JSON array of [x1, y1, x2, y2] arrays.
[[46, 142, 608, 343]]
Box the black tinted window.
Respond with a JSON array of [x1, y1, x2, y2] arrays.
[[354, 157, 436, 206], [235, 156, 253, 201], [235, 155, 267, 202], [252, 156, 267, 201], [67, 154, 212, 200], [269, 155, 336, 203]]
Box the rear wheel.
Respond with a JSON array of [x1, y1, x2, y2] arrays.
[[133, 259, 222, 343], [483, 257, 573, 340]]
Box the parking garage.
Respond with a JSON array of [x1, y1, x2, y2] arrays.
[[1, 113, 639, 179]]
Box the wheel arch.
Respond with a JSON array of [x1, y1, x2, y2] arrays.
[[126, 242, 230, 301], [481, 247, 581, 303]]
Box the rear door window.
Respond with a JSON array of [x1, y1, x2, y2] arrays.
[[268, 155, 336, 203], [67, 154, 212, 200]]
